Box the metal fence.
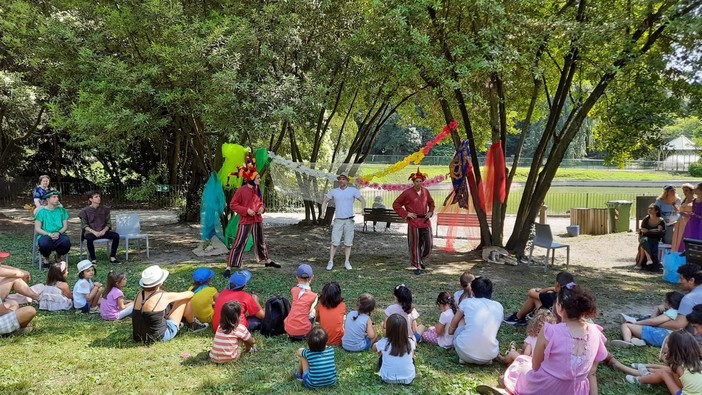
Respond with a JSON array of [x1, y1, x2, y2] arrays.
[[359, 187, 652, 218], [0, 179, 186, 208]]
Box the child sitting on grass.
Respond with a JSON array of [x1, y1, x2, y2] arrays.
[[504, 271, 573, 326], [188, 267, 218, 324], [611, 290, 684, 347], [502, 309, 557, 372], [421, 291, 457, 348], [284, 264, 318, 341], [453, 271, 475, 303], [99, 271, 133, 321], [73, 260, 103, 313], [384, 284, 424, 343], [342, 293, 377, 352], [210, 300, 256, 363], [294, 327, 337, 388], [212, 269, 264, 332], [40, 261, 72, 311], [316, 281, 345, 346], [374, 313, 416, 385], [492, 283, 607, 395], [625, 330, 702, 394]]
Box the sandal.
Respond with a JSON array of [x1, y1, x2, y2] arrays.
[[508, 341, 517, 353]]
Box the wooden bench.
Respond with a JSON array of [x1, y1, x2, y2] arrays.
[[362, 208, 405, 232], [684, 238, 702, 266], [435, 212, 491, 239]]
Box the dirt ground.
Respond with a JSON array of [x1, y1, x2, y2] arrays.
[[0, 208, 649, 328]]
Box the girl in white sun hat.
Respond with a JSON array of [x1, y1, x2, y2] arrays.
[[73, 260, 103, 313], [131, 265, 209, 344]]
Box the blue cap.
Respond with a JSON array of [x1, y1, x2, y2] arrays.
[[296, 264, 313, 278], [229, 269, 252, 289], [192, 267, 215, 283]]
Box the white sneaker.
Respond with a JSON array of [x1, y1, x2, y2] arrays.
[[344, 261, 352, 270], [637, 364, 650, 376], [326, 261, 334, 271], [630, 338, 646, 346]]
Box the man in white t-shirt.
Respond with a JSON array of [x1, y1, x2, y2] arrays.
[[448, 277, 503, 364], [320, 173, 366, 271]]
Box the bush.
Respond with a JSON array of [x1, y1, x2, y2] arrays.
[[125, 179, 157, 202], [690, 161, 702, 177]]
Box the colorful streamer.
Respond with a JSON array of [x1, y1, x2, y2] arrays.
[[355, 120, 458, 184], [267, 120, 458, 186], [355, 174, 448, 191]]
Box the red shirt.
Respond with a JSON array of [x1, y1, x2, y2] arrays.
[[283, 287, 318, 337], [230, 184, 264, 225], [212, 289, 261, 332], [317, 302, 346, 345], [393, 187, 435, 228]]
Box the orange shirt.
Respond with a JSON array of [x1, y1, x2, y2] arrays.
[[317, 302, 346, 345], [284, 286, 318, 337]]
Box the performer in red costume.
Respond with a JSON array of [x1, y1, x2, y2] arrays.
[[393, 168, 435, 275], [224, 153, 280, 278]]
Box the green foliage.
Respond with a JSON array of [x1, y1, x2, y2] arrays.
[[125, 179, 158, 203], [689, 161, 702, 177]]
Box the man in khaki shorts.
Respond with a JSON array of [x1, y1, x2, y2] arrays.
[[320, 173, 366, 270]]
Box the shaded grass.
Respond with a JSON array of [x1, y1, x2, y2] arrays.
[[0, 231, 671, 395]]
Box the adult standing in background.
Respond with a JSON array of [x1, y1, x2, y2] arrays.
[[320, 172, 366, 271], [78, 191, 121, 265], [680, 183, 702, 252], [393, 168, 435, 275], [34, 191, 71, 268], [672, 183, 695, 251], [224, 154, 280, 279], [32, 175, 55, 216], [656, 184, 681, 244]]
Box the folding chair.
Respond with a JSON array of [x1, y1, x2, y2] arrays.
[[529, 223, 570, 271], [116, 213, 150, 260]]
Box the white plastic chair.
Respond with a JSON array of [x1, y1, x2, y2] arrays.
[[78, 233, 112, 260], [115, 213, 150, 261], [529, 223, 570, 270]]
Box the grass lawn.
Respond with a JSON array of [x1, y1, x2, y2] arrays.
[[0, 230, 671, 395], [355, 164, 697, 184]]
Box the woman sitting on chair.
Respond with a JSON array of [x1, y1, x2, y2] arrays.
[[636, 204, 665, 272], [32, 175, 56, 216], [34, 191, 71, 268]]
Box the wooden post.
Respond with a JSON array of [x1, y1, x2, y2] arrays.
[[539, 204, 548, 224]]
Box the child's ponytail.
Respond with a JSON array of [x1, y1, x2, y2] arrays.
[[394, 285, 413, 314], [436, 291, 457, 314]]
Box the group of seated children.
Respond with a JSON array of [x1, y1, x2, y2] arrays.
[[269, 264, 507, 389], [35, 260, 132, 320]]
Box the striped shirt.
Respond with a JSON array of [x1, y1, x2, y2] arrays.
[[301, 346, 337, 388], [209, 324, 251, 363]]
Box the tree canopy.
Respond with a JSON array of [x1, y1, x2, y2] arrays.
[[1, 0, 700, 252]]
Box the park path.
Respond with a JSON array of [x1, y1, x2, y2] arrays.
[[0, 206, 637, 270]]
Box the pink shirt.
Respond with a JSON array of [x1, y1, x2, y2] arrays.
[[100, 287, 124, 321]]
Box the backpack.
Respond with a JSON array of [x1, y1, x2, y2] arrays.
[[260, 296, 291, 337]]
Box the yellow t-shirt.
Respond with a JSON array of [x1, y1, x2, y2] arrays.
[[188, 286, 217, 323]]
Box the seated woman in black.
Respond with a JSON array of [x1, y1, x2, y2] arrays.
[[636, 204, 665, 272], [132, 265, 208, 344]]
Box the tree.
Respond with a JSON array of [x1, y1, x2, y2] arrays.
[[368, 0, 702, 254]]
